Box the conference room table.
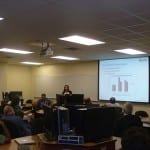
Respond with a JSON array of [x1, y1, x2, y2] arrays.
[[0, 134, 120, 150]]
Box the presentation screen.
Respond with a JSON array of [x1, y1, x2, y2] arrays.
[[99, 57, 149, 103]]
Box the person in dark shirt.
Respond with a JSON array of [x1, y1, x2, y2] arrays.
[[10, 96, 22, 111], [121, 127, 150, 150], [114, 102, 142, 137], [35, 93, 51, 110], [2, 105, 31, 137], [62, 85, 72, 96]]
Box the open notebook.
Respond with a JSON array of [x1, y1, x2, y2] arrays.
[[15, 136, 36, 145]]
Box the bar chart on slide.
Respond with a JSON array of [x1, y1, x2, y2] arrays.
[[109, 75, 136, 98], [112, 77, 128, 92]]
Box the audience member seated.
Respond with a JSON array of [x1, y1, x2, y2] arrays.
[[10, 96, 22, 110], [22, 99, 33, 111], [114, 102, 142, 137], [0, 120, 11, 144], [26, 99, 33, 105], [105, 97, 120, 107], [84, 97, 92, 104], [2, 105, 31, 137], [35, 93, 51, 110], [62, 84, 72, 96], [9, 96, 24, 118], [84, 97, 100, 107], [121, 127, 150, 150]]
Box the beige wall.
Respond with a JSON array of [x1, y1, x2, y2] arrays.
[[31, 61, 98, 100], [0, 64, 32, 100], [6, 64, 32, 100], [0, 63, 7, 99]]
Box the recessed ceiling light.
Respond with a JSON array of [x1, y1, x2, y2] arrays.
[[0, 17, 4, 21], [21, 62, 44, 65], [0, 48, 33, 54], [51, 56, 79, 60], [114, 48, 146, 55], [59, 35, 105, 46]]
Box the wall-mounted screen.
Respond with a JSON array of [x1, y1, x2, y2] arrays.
[[99, 57, 149, 103]]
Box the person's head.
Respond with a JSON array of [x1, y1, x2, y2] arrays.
[[3, 105, 15, 115], [41, 93, 46, 99], [123, 102, 133, 115], [84, 97, 92, 104], [64, 85, 70, 91], [121, 127, 150, 150], [109, 97, 116, 104]]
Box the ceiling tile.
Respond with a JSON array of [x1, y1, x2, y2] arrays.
[[108, 16, 146, 27], [128, 23, 150, 33]]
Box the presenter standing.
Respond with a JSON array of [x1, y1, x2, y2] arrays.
[[62, 85, 72, 96]]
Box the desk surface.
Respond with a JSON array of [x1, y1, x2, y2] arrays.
[[0, 135, 38, 150], [38, 133, 116, 150], [0, 134, 119, 150]]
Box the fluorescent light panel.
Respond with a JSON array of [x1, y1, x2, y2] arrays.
[[114, 48, 146, 55], [0, 17, 4, 21], [0, 48, 33, 54], [21, 62, 44, 65], [51, 56, 79, 60], [59, 35, 105, 45]]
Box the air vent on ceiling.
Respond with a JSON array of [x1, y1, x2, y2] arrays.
[[65, 47, 79, 51]]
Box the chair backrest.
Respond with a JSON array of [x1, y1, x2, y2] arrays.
[[114, 114, 143, 137], [75, 107, 117, 142], [114, 107, 123, 119], [135, 111, 149, 117]]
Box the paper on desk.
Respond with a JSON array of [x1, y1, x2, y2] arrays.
[[15, 136, 36, 145]]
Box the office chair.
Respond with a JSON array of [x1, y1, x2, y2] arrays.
[[135, 111, 149, 118]]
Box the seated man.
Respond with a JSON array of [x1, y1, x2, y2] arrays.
[[0, 120, 11, 144], [35, 93, 51, 110], [84, 97, 92, 105], [114, 102, 142, 137], [2, 105, 31, 137]]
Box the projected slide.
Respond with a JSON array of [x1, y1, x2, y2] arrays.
[[99, 57, 149, 102]]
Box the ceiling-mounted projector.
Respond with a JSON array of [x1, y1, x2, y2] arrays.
[[40, 42, 53, 56]]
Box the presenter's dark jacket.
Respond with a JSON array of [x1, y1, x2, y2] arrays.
[[114, 114, 142, 137]]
